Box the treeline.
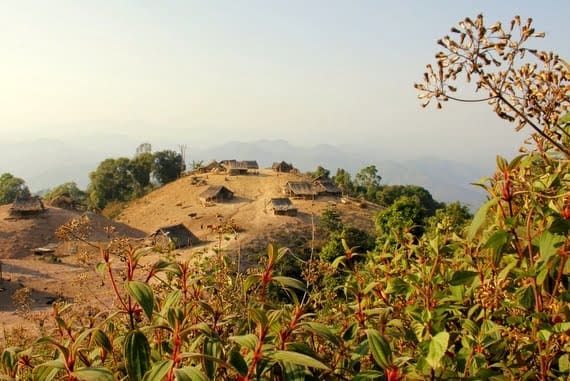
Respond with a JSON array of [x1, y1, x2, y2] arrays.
[[0, 143, 185, 211]]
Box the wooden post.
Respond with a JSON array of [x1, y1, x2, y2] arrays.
[[0, 261, 3, 282]]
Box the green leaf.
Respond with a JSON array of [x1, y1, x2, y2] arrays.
[[467, 198, 497, 241], [33, 361, 65, 381], [302, 322, 340, 347], [175, 367, 209, 381], [272, 276, 308, 293], [365, 329, 392, 369], [353, 370, 384, 380], [228, 350, 248, 376], [91, 329, 112, 353], [142, 360, 173, 381], [230, 334, 258, 351], [449, 270, 479, 286], [538, 231, 565, 263], [203, 337, 221, 378], [426, 331, 449, 369], [124, 330, 151, 381], [281, 361, 307, 381], [125, 281, 154, 321], [559, 354, 570, 373], [73, 368, 114, 381], [516, 285, 535, 310], [271, 350, 330, 370]]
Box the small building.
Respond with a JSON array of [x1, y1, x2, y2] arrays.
[[49, 194, 79, 210], [313, 178, 342, 196], [199, 185, 234, 203], [222, 160, 259, 175], [201, 160, 224, 173], [272, 161, 294, 173], [150, 224, 200, 249], [225, 161, 249, 176], [283, 181, 317, 199], [269, 197, 298, 216], [10, 196, 46, 217]]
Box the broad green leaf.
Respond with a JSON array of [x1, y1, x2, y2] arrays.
[[559, 354, 570, 373], [175, 367, 209, 381], [91, 329, 112, 354], [302, 322, 340, 347], [228, 350, 248, 376], [353, 370, 384, 380], [272, 276, 308, 293], [73, 368, 114, 381], [142, 360, 173, 381], [1, 347, 17, 370], [281, 361, 307, 381], [449, 270, 479, 286], [125, 281, 154, 321], [271, 350, 330, 370], [516, 285, 535, 310], [553, 322, 570, 333], [538, 231, 565, 262], [229, 334, 258, 351], [365, 329, 392, 369], [33, 361, 64, 381], [124, 330, 151, 381], [203, 337, 221, 378], [468, 198, 498, 241], [426, 331, 449, 369]]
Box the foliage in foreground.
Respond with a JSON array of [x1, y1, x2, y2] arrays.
[[1, 14, 569, 381]]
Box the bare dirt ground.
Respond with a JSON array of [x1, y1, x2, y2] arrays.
[[0, 169, 378, 343]]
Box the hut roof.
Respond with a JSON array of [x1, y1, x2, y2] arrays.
[[10, 196, 46, 214], [269, 198, 296, 212], [314, 179, 341, 194], [151, 223, 200, 249], [203, 160, 223, 171], [272, 161, 293, 172], [284, 181, 316, 196], [199, 185, 234, 200], [242, 160, 259, 169], [226, 161, 248, 170]]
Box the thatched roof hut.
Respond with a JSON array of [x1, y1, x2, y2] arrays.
[[313, 178, 341, 196], [10, 196, 46, 217], [199, 185, 234, 203], [283, 181, 316, 199], [222, 160, 259, 175], [150, 224, 200, 249], [49, 194, 78, 210], [201, 160, 224, 173], [269, 198, 297, 216], [272, 161, 294, 173]]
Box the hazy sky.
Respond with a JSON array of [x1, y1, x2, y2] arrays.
[[1, 1, 568, 162]]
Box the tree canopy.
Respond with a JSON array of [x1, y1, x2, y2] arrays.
[[0, 173, 30, 205]]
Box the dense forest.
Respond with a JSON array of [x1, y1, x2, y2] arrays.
[[1, 14, 569, 381]]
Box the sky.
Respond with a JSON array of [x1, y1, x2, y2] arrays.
[[1, 1, 569, 164]]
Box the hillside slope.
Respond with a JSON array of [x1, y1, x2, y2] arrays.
[[117, 169, 378, 260]]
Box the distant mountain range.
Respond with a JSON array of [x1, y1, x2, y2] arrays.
[[0, 137, 490, 210]]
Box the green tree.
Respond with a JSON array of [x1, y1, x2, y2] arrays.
[[88, 158, 137, 210], [130, 152, 154, 190], [0, 173, 30, 205], [311, 165, 330, 179], [375, 195, 425, 247], [332, 168, 354, 195], [152, 150, 185, 185], [376, 185, 443, 216], [354, 165, 382, 201], [425, 201, 472, 237]]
